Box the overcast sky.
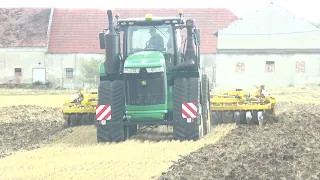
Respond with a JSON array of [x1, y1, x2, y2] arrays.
[[1, 0, 320, 22]]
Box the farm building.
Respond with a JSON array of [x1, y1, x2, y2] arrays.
[[214, 3, 320, 88], [46, 8, 108, 89], [0, 7, 237, 88], [0, 8, 53, 85]]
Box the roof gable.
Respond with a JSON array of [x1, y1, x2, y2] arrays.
[[0, 8, 51, 48], [216, 3, 319, 36]]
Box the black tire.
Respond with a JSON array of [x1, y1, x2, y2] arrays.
[[201, 74, 209, 135], [173, 77, 201, 141], [127, 124, 138, 138], [97, 80, 125, 143], [97, 124, 125, 143], [206, 79, 214, 131], [174, 121, 201, 141]]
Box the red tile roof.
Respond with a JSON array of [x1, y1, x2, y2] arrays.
[[48, 8, 107, 53], [48, 8, 237, 54], [0, 8, 51, 48]]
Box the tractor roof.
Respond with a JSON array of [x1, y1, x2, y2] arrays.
[[118, 15, 184, 26]]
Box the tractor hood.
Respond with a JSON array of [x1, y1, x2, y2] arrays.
[[124, 51, 166, 68]]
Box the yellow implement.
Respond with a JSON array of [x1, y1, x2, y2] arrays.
[[62, 89, 98, 126], [210, 87, 276, 125]]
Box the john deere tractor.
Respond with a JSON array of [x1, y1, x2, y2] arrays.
[[96, 9, 212, 142]]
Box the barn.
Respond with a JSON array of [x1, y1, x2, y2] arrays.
[[214, 3, 320, 88], [46, 8, 108, 89], [0, 8, 53, 85]]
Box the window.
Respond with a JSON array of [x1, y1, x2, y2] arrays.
[[235, 62, 245, 73], [265, 61, 275, 73], [66, 68, 74, 78], [296, 61, 305, 73], [127, 24, 173, 55], [14, 68, 22, 76]]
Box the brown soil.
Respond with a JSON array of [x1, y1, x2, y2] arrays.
[[159, 102, 320, 180], [0, 105, 65, 158]]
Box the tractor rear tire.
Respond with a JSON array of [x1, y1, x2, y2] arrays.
[[201, 74, 210, 135], [173, 77, 200, 141], [96, 80, 125, 143], [126, 124, 138, 138], [97, 124, 125, 143], [173, 76, 208, 141]]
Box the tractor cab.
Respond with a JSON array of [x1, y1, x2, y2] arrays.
[[99, 10, 201, 74], [118, 14, 181, 69]]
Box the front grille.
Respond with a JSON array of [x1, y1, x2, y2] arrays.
[[125, 72, 165, 105]]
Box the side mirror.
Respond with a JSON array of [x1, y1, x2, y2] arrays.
[[194, 29, 200, 45], [99, 32, 105, 49]]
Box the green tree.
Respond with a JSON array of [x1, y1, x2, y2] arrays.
[[80, 57, 103, 88]]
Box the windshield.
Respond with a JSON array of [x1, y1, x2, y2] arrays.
[[127, 24, 174, 55]]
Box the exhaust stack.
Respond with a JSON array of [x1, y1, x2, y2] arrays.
[[104, 10, 120, 74]]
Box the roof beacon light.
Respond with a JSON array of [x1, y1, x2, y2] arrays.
[[145, 14, 153, 20], [178, 9, 183, 15], [115, 12, 120, 18]]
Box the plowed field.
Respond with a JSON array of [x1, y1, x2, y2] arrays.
[[0, 86, 319, 180]]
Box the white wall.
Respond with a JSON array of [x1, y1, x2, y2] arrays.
[[215, 53, 320, 88], [45, 53, 103, 89], [0, 48, 104, 89], [217, 32, 320, 50], [0, 48, 47, 84]]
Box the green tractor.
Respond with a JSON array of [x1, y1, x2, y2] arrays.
[[96, 9, 212, 142]]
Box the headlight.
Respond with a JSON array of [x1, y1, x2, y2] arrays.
[[146, 67, 164, 73], [124, 68, 140, 73]]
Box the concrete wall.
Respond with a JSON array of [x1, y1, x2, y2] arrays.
[[0, 48, 47, 84], [0, 47, 104, 89], [215, 53, 320, 88], [217, 32, 320, 50], [45, 53, 104, 89]]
